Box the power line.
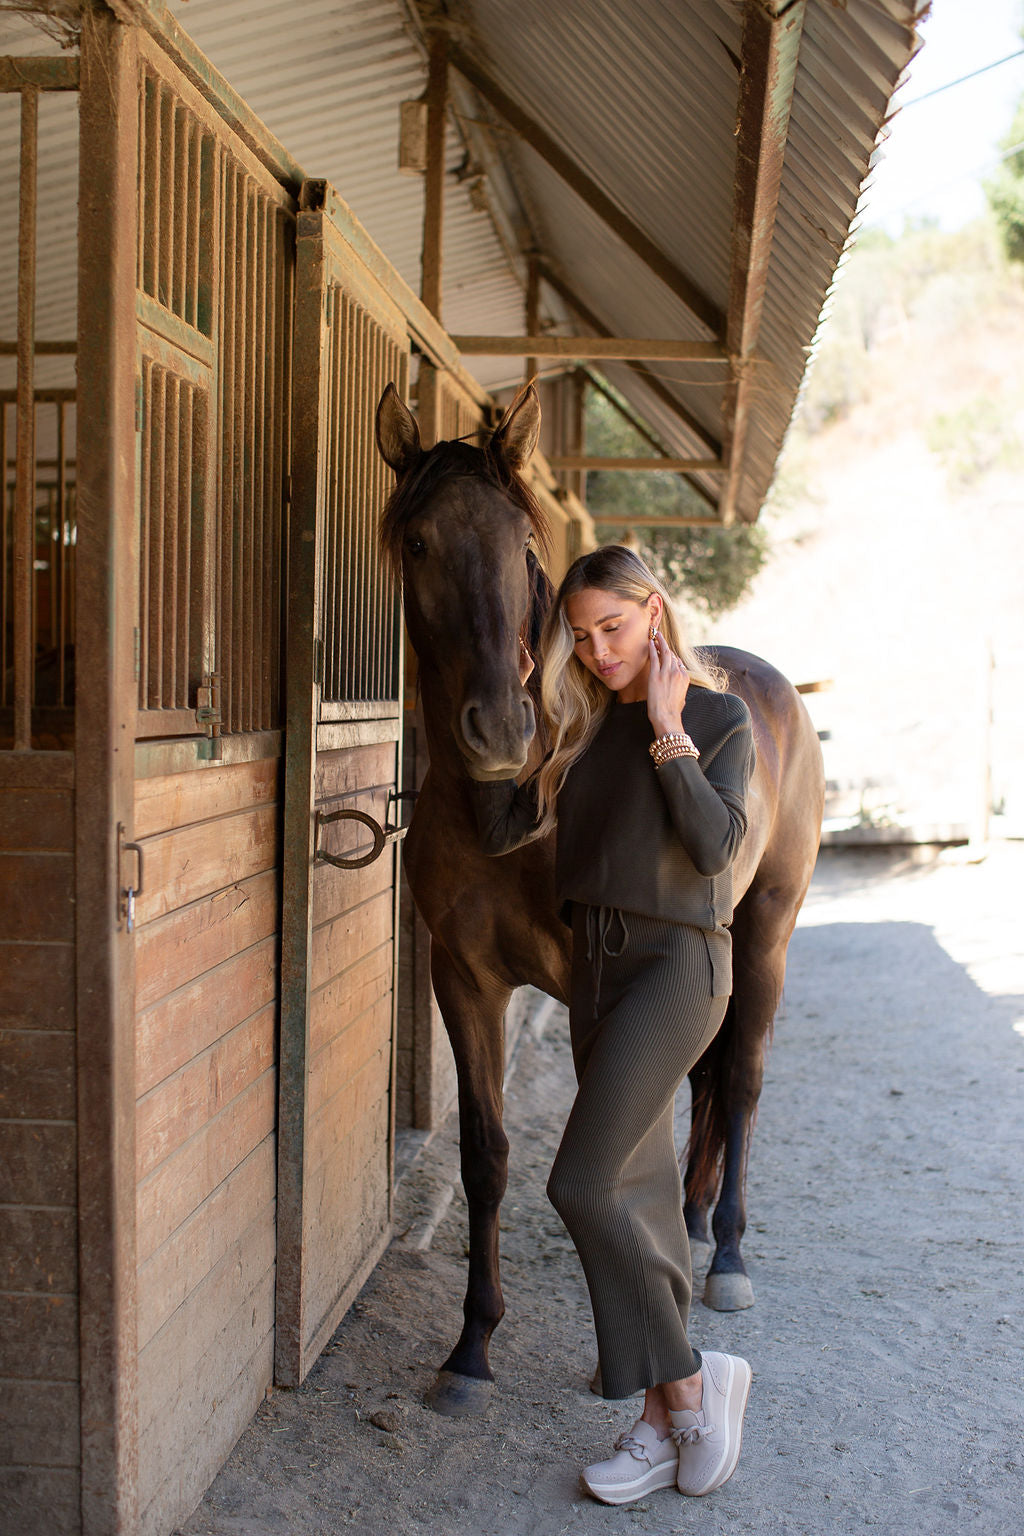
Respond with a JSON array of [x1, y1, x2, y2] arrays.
[[900, 48, 1024, 109]]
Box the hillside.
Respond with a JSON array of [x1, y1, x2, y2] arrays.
[[704, 218, 1024, 840]]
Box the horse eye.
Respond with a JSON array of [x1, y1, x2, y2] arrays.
[[405, 536, 426, 558]]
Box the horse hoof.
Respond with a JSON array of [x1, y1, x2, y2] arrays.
[[689, 1240, 712, 1274], [425, 1369, 495, 1417], [703, 1271, 755, 1311]]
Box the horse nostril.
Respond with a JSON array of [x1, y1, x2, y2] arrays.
[[461, 701, 486, 753]]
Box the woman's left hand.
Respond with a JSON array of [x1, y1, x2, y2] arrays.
[[646, 633, 690, 737]]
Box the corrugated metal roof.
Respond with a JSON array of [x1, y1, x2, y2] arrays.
[[1, 0, 919, 516]]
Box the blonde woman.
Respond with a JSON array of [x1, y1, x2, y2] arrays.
[[472, 546, 755, 1507]]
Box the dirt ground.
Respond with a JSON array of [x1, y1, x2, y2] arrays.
[[179, 843, 1024, 1536]]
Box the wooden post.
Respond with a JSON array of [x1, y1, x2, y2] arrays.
[[75, 5, 141, 1532], [14, 86, 37, 750], [525, 252, 539, 387], [421, 32, 447, 321]]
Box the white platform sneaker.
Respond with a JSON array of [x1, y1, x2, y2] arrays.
[[669, 1351, 752, 1496], [580, 1418, 679, 1505]]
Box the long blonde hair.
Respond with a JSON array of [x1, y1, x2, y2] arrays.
[[535, 546, 725, 832]]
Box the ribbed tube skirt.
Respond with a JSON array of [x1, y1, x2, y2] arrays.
[[547, 904, 729, 1400]]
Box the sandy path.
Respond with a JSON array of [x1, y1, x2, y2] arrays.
[[179, 844, 1024, 1536]]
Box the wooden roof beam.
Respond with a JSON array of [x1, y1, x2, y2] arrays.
[[548, 456, 724, 473], [538, 264, 723, 472], [720, 0, 806, 525], [591, 515, 723, 529], [450, 335, 726, 361], [448, 44, 725, 340]]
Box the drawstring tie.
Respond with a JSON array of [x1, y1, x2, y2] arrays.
[[584, 905, 630, 1019]]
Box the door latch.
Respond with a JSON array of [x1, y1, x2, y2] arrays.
[[117, 823, 144, 934]]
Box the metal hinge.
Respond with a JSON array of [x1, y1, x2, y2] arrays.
[[196, 672, 223, 760]]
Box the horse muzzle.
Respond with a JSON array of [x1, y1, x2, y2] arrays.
[[457, 691, 536, 780]]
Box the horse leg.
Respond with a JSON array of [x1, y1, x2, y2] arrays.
[[703, 890, 795, 1312], [423, 945, 512, 1416], [683, 1029, 728, 1275]]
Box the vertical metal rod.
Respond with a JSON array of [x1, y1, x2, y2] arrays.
[[253, 195, 268, 730], [173, 103, 188, 318], [241, 180, 257, 730], [138, 358, 151, 707], [219, 160, 236, 730], [1, 400, 8, 704], [136, 71, 146, 291], [421, 31, 447, 320], [231, 173, 248, 733], [324, 292, 342, 704], [149, 365, 166, 708], [147, 76, 161, 299], [179, 382, 193, 704], [57, 400, 66, 701], [162, 372, 179, 705], [186, 120, 201, 329], [159, 83, 174, 308], [525, 252, 539, 388], [14, 87, 39, 749]]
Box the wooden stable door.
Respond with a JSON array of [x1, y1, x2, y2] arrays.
[[277, 186, 410, 1385]]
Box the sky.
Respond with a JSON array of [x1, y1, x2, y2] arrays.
[[860, 0, 1024, 233]]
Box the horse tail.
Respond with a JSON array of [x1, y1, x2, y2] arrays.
[[684, 998, 735, 1209]]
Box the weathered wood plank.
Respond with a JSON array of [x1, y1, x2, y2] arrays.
[[0, 944, 74, 1030], [0, 1029, 75, 1120], [0, 788, 73, 851], [136, 936, 277, 1097], [0, 1207, 77, 1292], [0, 1380, 80, 1467], [137, 1136, 275, 1351], [0, 855, 74, 943], [311, 890, 392, 995], [138, 1331, 273, 1536], [138, 1212, 275, 1436], [135, 804, 278, 925], [311, 846, 393, 932], [136, 1005, 276, 1180], [136, 1075, 275, 1263], [134, 869, 278, 1011], [0, 1468, 80, 1536], [133, 757, 280, 839], [310, 941, 393, 1058], [314, 741, 395, 804], [0, 752, 73, 790], [307, 1045, 391, 1178], [0, 1122, 76, 1205], [308, 993, 392, 1121], [137, 1271, 274, 1513], [304, 1113, 390, 1336], [0, 1292, 78, 1381]]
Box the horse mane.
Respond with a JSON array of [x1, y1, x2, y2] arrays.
[[378, 438, 552, 579]]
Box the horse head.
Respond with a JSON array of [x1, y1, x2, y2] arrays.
[[376, 382, 550, 782]]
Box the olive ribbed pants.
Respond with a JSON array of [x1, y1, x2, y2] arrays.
[[547, 905, 729, 1400]]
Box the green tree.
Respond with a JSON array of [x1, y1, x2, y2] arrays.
[[584, 386, 769, 619], [985, 92, 1024, 263]]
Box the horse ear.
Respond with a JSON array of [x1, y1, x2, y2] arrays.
[[376, 382, 422, 476], [490, 382, 541, 472]]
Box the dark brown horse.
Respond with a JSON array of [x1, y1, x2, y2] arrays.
[[376, 381, 824, 1416]]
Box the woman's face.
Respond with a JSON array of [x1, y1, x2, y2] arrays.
[[565, 586, 661, 701]]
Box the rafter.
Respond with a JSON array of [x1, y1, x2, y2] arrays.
[[547, 456, 723, 473], [449, 335, 725, 361], [448, 44, 725, 339], [719, 0, 806, 524]]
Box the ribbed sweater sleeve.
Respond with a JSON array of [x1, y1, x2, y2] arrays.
[[654, 710, 754, 876], [468, 772, 544, 855]]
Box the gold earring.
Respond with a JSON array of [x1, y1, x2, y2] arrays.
[[649, 623, 658, 641]]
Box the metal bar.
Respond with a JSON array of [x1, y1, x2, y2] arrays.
[[1, 401, 8, 705], [242, 179, 258, 730], [57, 400, 66, 705], [525, 252, 539, 387], [449, 42, 725, 340], [421, 31, 448, 320], [537, 263, 722, 463], [142, 71, 158, 297], [0, 56, 80, 90], [158, 81, 174, 308], [179, 381, 193, 705], [173, 102, 189, 318], [254, 194, 269, 730], [591, 514, 723, 528], [75, 8, 141, 1528], [186, 119, 201, 329], [720, 0, 806, 525], [138, 359, 151, 707], [219, 161, 236, 731], [162, 372, 179, 706], [450, 334, 726, 361], [148, 365, 166, 708], [548, 454, 725, 472], [0, 339, 77, 355], [14, 86, 38, 750]]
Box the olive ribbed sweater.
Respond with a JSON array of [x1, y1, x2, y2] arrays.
[[472, 687, 754, 989]]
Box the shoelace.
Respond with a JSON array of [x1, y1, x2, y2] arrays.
[[670, 1421, 715, 1448], [615, 1433, 656, 1461]]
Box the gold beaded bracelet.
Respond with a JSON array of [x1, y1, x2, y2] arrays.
[[649, 731, 700, 768]]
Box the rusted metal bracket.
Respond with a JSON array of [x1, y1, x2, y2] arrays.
[[313, 790, 416, 870], [116, 822, 144, 934], [196, 672, 223, 760]]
